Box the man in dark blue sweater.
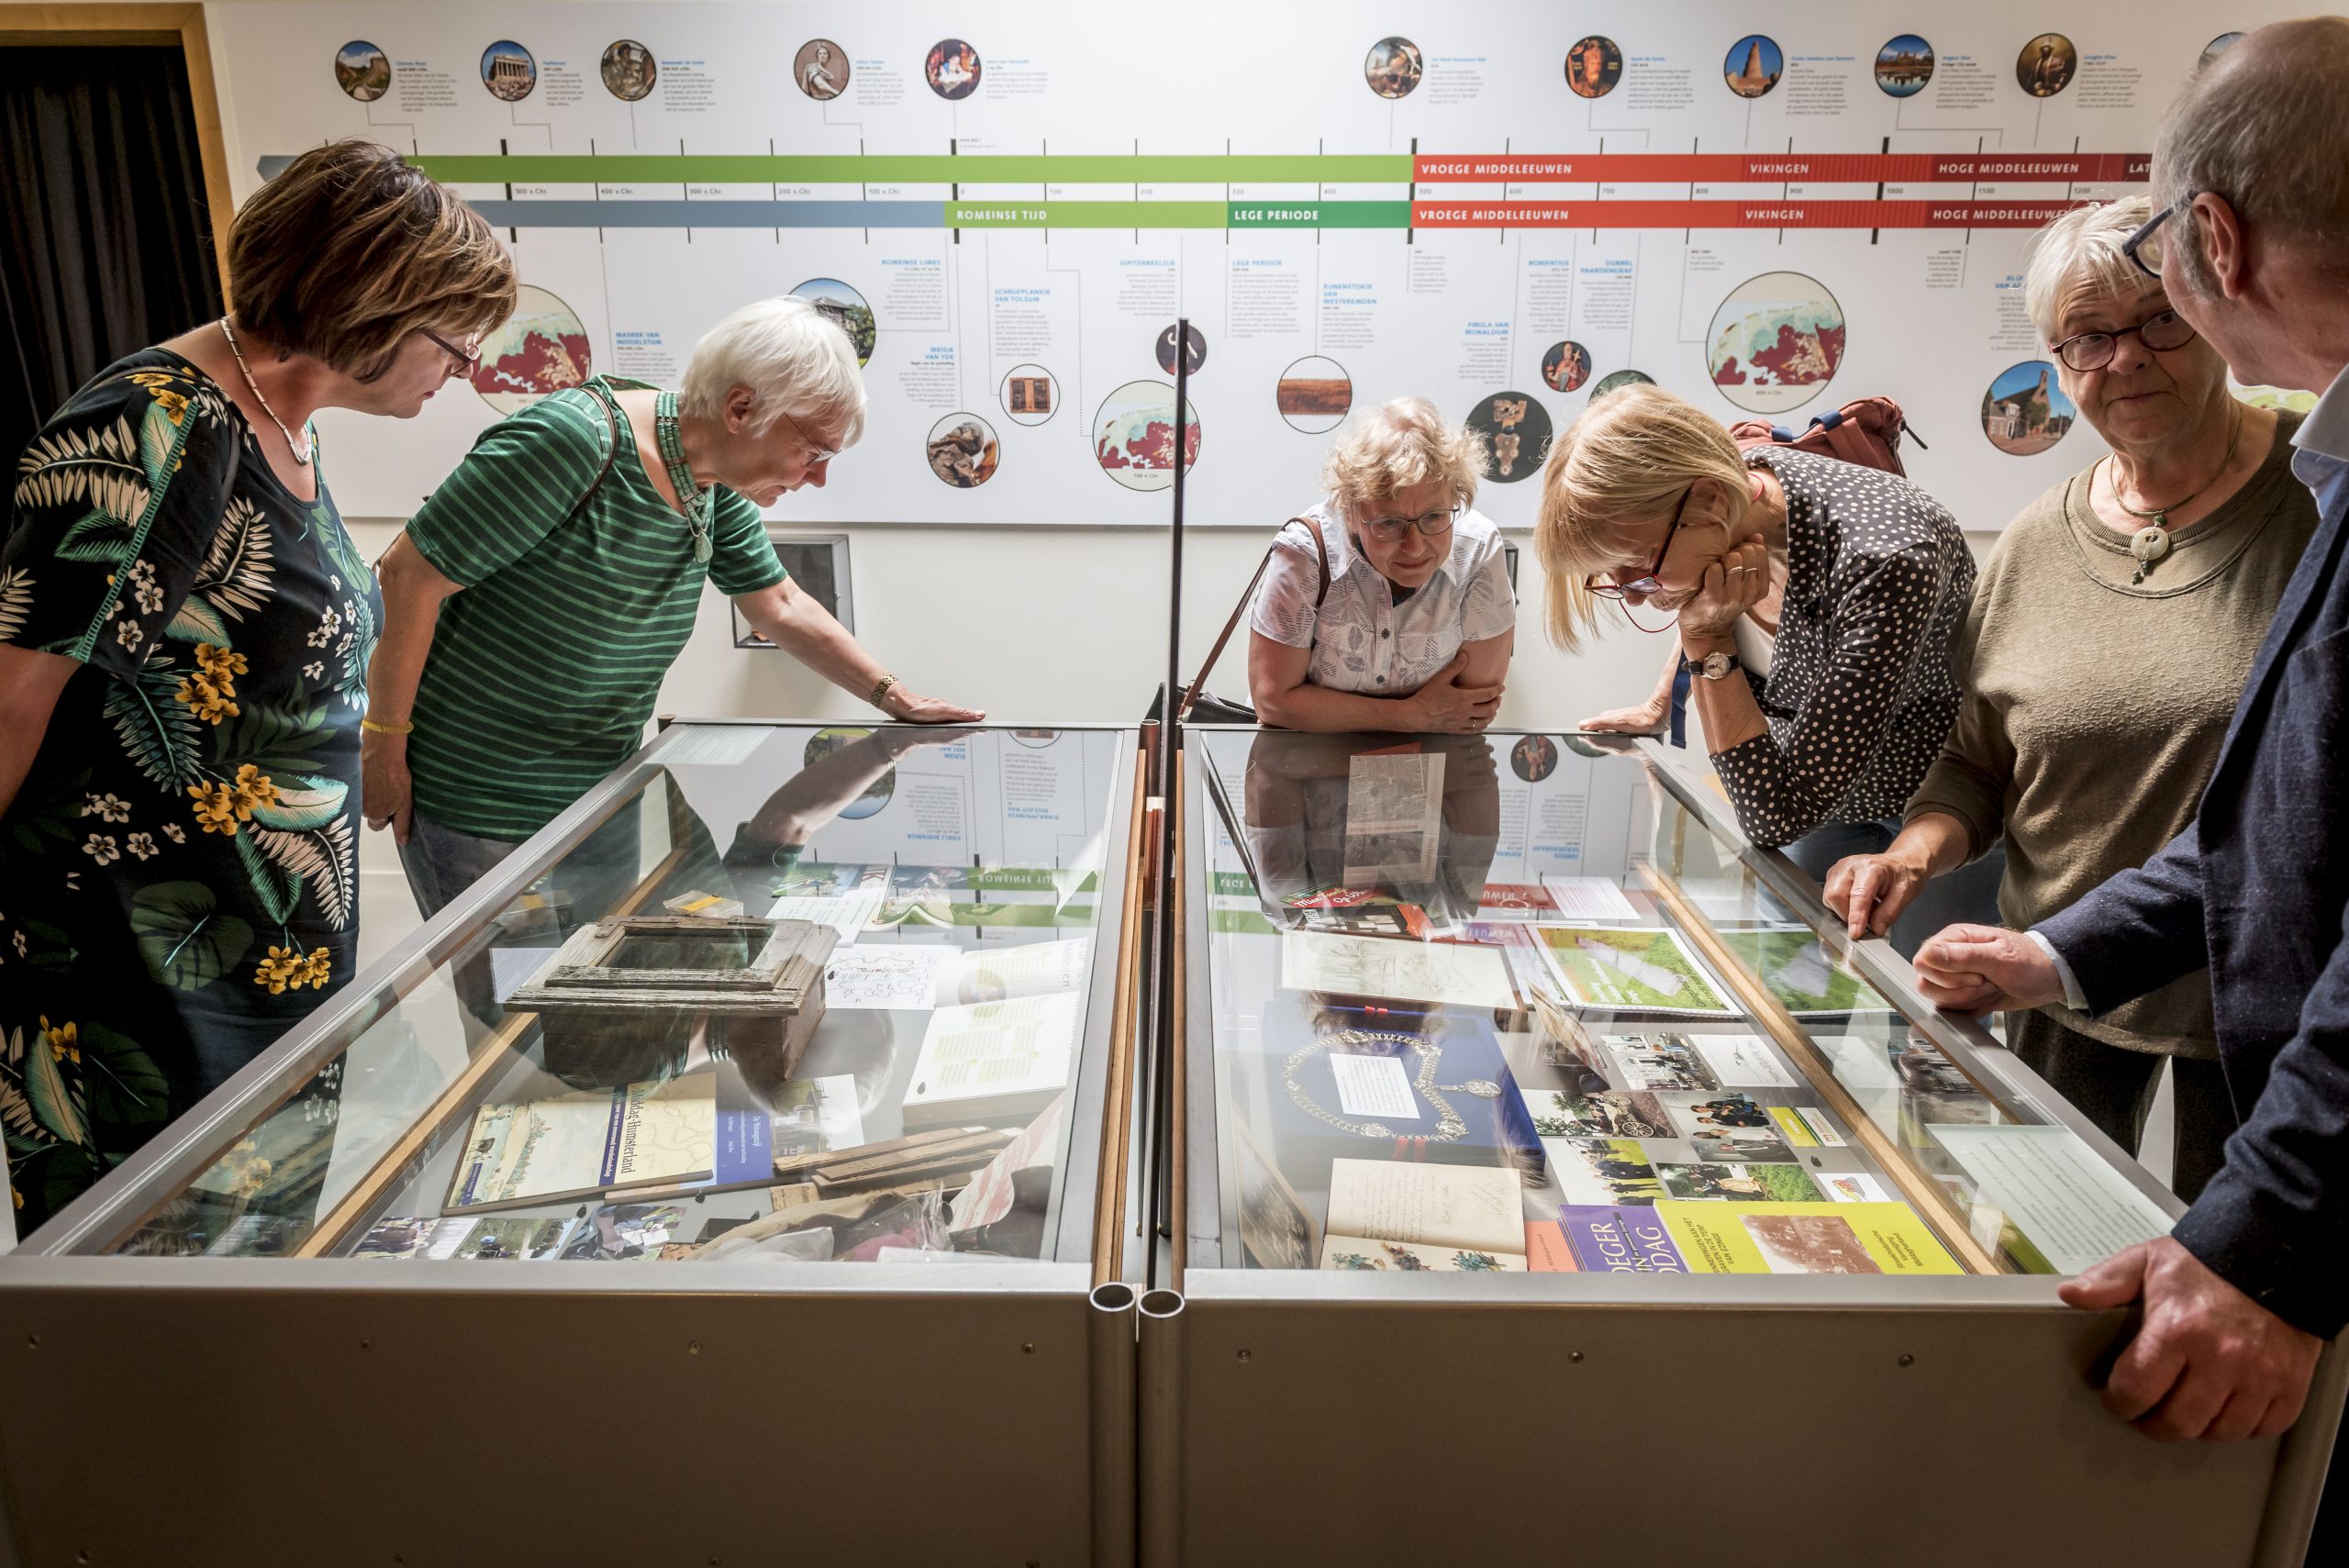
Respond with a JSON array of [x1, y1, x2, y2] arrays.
[[1916, 16, 2349, 1456]]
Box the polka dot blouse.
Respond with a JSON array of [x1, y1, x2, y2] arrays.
[[1709, 448, 1976, 848]]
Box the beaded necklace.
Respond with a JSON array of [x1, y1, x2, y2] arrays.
[[653, 390, 714, 564]]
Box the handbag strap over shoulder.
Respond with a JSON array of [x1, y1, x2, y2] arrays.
[[1176, 515, 1331, 723], [566, 380, 628, 523]]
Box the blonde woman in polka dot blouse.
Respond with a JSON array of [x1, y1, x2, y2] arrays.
[[1533, 384, 1995, 951]]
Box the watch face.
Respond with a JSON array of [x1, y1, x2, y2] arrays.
[[1704, 651, 1733, 679]]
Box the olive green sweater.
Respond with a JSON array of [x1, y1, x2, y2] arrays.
[[1906, 408, 2316, 1059]]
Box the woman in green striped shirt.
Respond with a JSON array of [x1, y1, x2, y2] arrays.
[[363, 295, 982, 917]]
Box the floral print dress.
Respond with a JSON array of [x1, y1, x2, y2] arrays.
[[0, 349, 379, 1232]]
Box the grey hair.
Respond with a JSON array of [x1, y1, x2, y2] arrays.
[[679, 295, 867, 446], [2154, 17, 2349, 289], [1321, 396, 1487, 523], [2023, 195, 2159, 341]]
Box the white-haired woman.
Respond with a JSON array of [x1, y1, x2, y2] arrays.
[[366, 295, 982, 917], [1826, 196, 2317, 1199], [1248, 397, 1514, 733], [1532, 384, 1991, 952]]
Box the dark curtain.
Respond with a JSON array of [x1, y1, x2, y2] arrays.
[[0, 44, 226, 459]]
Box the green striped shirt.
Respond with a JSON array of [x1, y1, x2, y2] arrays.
[[405, 377, 785, 840]]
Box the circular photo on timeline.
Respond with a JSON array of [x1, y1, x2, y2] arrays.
[[1564, 37, 1622, 99], [796, 39, 850, 99], [1464, 391, 1553, 484], [601, 39, 656, 101], [1542, 340, 1593, 395], [1365, 38, 1423, 99], [789, 277, 875, 367], [1707, 272, 1846, 415], [805, 728, 894, 818], [471, 285, 589, 414], [1010, 729, 1062, 749], [2199, 33, 2245, 72], [1509, 735, 1561, 785], [1980, 361, 2077, 456], [1094, 380, 1200, 492], [1276, 356, 1352, 434], [335, 40, 390, 102], [1155, 322, 1208, 377], [999, 364, 1057, 426], [480, 39, 537, 102], [2017, 33, 2077, 97], [1875, 35, 1933, 96], [926, 414, 1001, 488], [1589, 368, 1655, 403], [926, 39, 981, 99], [1724, 35, 1783, 99]]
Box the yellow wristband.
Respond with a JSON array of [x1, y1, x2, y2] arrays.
[[361, 717, 414, 737], [868, 673, 898, 709]]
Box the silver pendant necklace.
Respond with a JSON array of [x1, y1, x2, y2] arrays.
[[218, 317, 312, 466], [2108, 404, 2243, 585]]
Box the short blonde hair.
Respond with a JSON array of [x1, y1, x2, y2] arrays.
[[229, 139, 515, 381], [2023, 195, 2159, 342], [1534, 384, 1750, 651], [1322, 397, 1486, 523], [681, 296, 868, 446]]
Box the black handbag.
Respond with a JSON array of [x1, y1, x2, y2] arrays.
[[1162, 517, 1331, 725]]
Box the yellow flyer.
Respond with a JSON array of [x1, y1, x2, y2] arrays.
[[1657, 1201, 1962, 1275]]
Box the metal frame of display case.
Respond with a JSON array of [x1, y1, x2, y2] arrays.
[[1156, 724, 2343, 1568], [0, 720, 1152, 1568]]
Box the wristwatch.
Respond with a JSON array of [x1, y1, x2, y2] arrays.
[[1682, 650, 1742, 682]]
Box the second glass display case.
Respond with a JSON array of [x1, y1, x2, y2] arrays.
[[1160, 725, 2336, 1568]]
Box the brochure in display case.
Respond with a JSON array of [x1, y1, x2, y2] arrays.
[[1187, 728, 2188, 1289]]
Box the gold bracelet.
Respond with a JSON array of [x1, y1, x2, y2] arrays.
[[361, 717, 414, 737], [868, 673, 898, 709]]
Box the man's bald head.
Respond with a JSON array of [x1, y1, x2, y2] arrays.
[[2156, 17, 2349, 266]]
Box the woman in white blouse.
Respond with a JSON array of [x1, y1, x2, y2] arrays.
[[1247, 397, 1516, 732]]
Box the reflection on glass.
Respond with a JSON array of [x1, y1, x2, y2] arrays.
[[112, 727, 1130, 1267], [1195, 729, 2102, 1279]]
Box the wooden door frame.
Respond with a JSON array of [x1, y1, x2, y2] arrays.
[[0, 3, 238, 300]]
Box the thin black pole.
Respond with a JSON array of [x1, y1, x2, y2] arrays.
[[1149, 319, 1192, 1256]]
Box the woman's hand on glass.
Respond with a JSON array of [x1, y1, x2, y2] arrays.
[[1577, 695, 1671, 735], [1675, 533, 1772, 642], [880, 685, 987, 724], [1823, 850, 1932, 940], [1404, 651, 1503, 733]]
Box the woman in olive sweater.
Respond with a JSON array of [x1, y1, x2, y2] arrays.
[[1825, 198, 2320, 1199]]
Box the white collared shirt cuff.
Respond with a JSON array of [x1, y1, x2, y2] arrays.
[[2025, 929, 2089, 1012]]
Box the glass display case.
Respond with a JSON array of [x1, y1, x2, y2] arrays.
[[0, 721, 1148, 1567], [1158, 726, 2341, 1568]]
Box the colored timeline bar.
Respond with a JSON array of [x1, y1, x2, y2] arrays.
[[1411, 152, 2150, 182], [262, 150, 2151, 186], [452, 197, 2097, 230]]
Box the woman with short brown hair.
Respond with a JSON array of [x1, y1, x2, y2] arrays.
[[0, 139, 513, 1232]]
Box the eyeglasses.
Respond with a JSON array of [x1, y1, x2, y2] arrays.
[[419, 327, 482, 375], [2122, 197, 2191, 279], [2051, 307, 2199, 371], [1358, 502, 1460, 545], [776, 409, 841, 467], [1586, 485, 1695, 600]]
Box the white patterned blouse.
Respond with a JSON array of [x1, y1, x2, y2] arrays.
[[1247, 502, 1516, 696]]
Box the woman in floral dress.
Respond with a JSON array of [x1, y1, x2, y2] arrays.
[[0, 140, 515, 1231]]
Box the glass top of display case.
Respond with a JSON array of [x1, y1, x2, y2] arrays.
[[50, 723, 1139, 1271], [1181, 727, 2182, 1283]]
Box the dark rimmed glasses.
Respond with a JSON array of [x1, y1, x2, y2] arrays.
[[2122, 196, 2192, 279], [1585, 485, 1695, 600], [1358, 501, 1462, 546], [2051, 306, 2199, 371], [418, 327, 483, 375]]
